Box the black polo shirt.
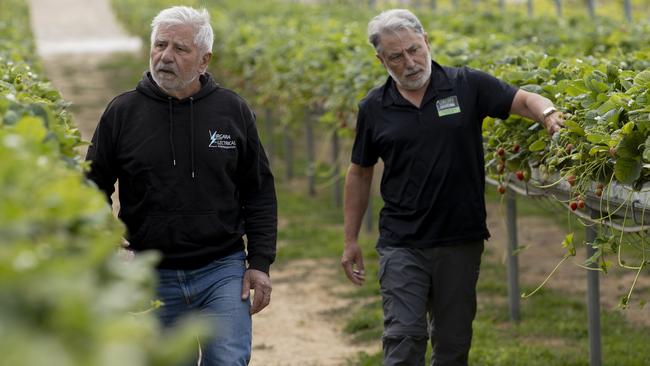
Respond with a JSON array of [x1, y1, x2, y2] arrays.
[[352, 61, 518, 248]]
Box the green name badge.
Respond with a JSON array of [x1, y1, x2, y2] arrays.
[[436, 95, 461, 117]]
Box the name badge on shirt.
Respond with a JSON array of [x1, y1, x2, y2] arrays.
[[436, 96, 461, 117]]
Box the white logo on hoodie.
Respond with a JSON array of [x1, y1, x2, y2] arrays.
[[209, 130, 236, 149]]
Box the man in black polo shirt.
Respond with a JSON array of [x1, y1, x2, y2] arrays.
[[340, 8, 563, 366]]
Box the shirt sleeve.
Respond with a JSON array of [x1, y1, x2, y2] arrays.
[[467, 67, 518, 121], [85, 102, 119, 205], [351, 104, 378, 167], [237, 102, 277, 274]]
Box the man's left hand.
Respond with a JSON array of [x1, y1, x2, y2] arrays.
[[241, 269, 272, 315]]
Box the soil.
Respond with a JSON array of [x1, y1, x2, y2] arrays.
[[28, 1, 648, 365]]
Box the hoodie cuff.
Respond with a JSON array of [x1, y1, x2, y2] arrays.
[[248, 255, 271, 275]]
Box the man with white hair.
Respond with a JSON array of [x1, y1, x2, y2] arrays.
[[341, 8, 563, 366], [86, 6, 276, 365]]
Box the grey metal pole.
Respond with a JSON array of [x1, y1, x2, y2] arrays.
[[586, 0, 596, 19], [506, 190, 521, 322], [283, 126, 293, 181], [585, 209, 602, 366], [554, 0, 563, 17], [264, 109, 274, 165], [624, 0, 632, 22], [527, 0, 533, 17], [305, 117, 316, 197], [331, 131, 342, 207]]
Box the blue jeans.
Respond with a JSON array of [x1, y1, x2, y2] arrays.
[[155, 251, 252, 366]]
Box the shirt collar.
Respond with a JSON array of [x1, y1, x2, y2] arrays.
[[382, 60, 453, 107]]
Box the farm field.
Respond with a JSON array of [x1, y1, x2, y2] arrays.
[[2, 0, 650, 365]]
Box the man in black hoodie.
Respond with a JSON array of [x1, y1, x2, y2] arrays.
[[85, 6, 276, 366]]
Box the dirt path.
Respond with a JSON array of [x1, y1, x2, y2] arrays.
[[250, 259, 379, 365]]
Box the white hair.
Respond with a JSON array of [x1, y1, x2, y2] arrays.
[[367, 9, 425, 53], [150, 6, 213, 54]]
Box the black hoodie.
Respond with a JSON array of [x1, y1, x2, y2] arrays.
[[86, 72, 277, 273]]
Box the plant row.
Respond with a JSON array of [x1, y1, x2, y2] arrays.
[[0, 1, 201, 364]]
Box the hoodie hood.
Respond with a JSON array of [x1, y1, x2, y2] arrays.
[[136, 72, 220, 179]]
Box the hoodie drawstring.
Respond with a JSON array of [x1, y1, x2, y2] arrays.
[[190, 97, 196, 179], [167, 96, 196, 180], [168, 97, 177, 167]]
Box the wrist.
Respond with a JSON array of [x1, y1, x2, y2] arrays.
[[542, 106, 557, 122]]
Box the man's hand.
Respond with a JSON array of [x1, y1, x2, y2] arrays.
[[241, 269, 272, 315], [544, 111, 564, 134], [341, 242, 365, 286]]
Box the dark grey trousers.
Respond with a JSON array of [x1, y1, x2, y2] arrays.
[[377, 241, 484, 366]]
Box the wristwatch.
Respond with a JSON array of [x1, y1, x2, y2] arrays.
[[542, 106, 557, 119]]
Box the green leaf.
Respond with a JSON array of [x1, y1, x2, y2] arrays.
[[13, 116, 47, 142], [616, 132, 644, 159], [614, 157, 642, 184], [589, 145, 609, 155], [562, 233, 575, 257], [621, 121, 636, 135], [564, 120, 585, 136], [528, 139, 546, 152], [586, 133, 610, 144], [633, 70, 650, 88], [643, 136, 650, 162]]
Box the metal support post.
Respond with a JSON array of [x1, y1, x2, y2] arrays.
[[554, 0, 563, 17], [623, 0, 632, 22], [585, 209, 602, 366], [506, 189, 521, 322], [586, 0, 595, 19]]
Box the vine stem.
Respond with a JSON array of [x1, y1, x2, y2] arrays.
[[521, 255, 571, 298], [622, 262, 646, 309]]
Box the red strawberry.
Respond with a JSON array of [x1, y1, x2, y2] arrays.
[[516, 171, 525, 181], [569, 201, 578, 211], [567, 175, 576, 186], [498, 185, 506, 194], [497, 147, 505, 157], [577, 199, 585, 209], [513, 143, 520, 153]]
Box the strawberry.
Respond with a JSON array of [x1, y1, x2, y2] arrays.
[[516, 171, 525, 181], [569, 201, 578, 211], [498, 185, 506, 194], [566, 143, 573, 154], [577, 199, 585, 209], [567, 175, 576, 186], [513, 143, 520, 153], [595, 188, 603, 197], [497, 147, 505, 157]]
